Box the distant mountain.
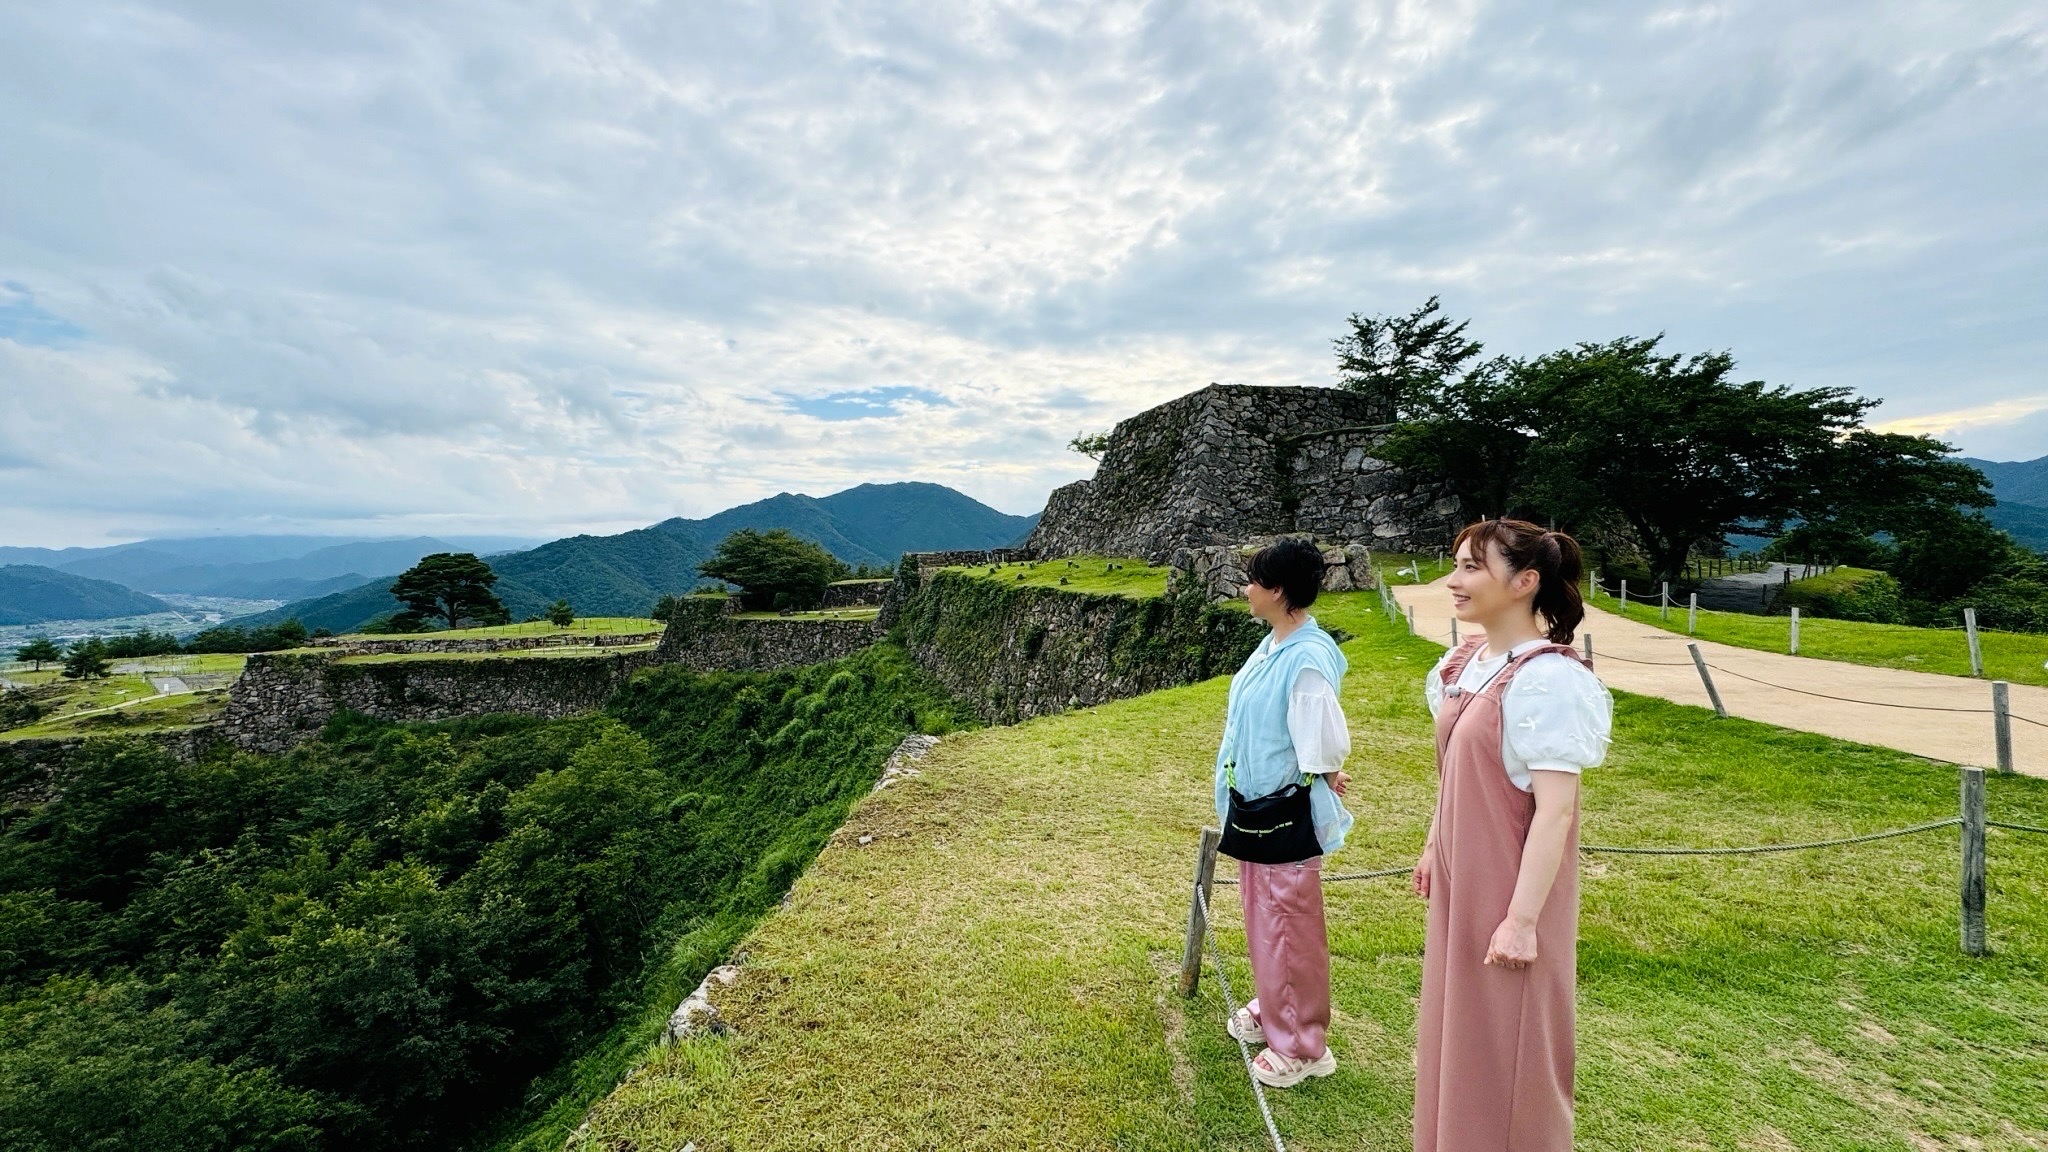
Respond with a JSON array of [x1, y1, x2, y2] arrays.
[[0, 535, 544, 600], [245, 483, 1040, 634], [1963, 455, 2048, 551], [0, 565, 174, 626]]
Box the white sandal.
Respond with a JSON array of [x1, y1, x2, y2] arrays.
[[1249, 1045, 1337, 1088], [1227, 1004, 1264, 1045]]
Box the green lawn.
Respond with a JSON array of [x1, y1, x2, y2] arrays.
[[949, 555, 1171, 598], [1, 686, 232, 739], [334, 645, 659, 666], [574, 590, 2048, 1150], [730, 608, 882, 622], [1592, 586, 2048, 688], [1376, 552, 1455, 586], [353, 616, 662, 639]]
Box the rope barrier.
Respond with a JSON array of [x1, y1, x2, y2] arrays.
[[1702, 662, 1995, 713], [1580, 818, 1960, 855], [1989, 820, 2048, 837], [1193, 883, 1289, 1152], [1585, 650, 1698, 667]]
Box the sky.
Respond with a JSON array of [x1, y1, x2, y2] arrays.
[[2, 1, 2044, 548]]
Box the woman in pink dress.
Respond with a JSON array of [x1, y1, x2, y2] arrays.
[[1412, 519, 1612, 1152]]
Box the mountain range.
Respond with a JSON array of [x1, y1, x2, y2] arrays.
[[1963, 455, 2048, 551], [0, 566, 174, 626], [239, 483, 1040, 634], [0, 534, 543, 602]]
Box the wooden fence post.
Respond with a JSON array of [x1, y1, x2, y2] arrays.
[[1450, 617, 1459, 645], [1960, 768, 1987, 956], [1688, 642, 1727, 718], [1582, 633, 1593, 663], [1620, 579, 1628, 610], [1688, 592, 1698, 635], [1405, 605, 1416, 636], [1964, 608, 1983, 677], [1992, 681, 2014, 775], [1661, 581, 1670, 621], [1789, 607, 1800, 655], [1180, 826, 1222, 995]]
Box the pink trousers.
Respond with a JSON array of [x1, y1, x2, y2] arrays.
[[1239, 856, 1331, 1061]]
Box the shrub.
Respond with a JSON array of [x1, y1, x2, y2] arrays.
[[1776, 567, 1908, 624]]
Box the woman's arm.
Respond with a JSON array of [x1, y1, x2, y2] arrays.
[[1483, 771, 1579, 968]]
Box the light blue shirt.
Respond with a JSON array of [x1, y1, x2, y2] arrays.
[[1213, 617, 1355, 855]]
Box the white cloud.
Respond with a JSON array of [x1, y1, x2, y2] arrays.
[[2, 0, 2046, 546]]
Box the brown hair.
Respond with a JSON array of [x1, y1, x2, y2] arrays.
[[1452, 518, 1586, 645]]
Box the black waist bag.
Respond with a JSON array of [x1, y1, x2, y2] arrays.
[[1219, 779, 1321, 865]]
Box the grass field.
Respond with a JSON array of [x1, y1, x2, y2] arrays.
[[355, 616, 662, 639], [334, 644, 660, 666], [731, 608, 882, 621], [949, 555, 1172, 598], [1594, 587, 2048, 689], [574, 590, 2048, 1151], [1376, 552, 1455, 586], [0, 653, 244, 739]]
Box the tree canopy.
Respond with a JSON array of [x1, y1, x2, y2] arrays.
[[389, 554, 509, 631], [60, 637, 109, 681], [13, 637, 61, 671], [1333, 295, 1485, 423], [697, 529, 849, 611]]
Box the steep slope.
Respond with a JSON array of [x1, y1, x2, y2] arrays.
[[0, 565, 173, 625], [1965, 455, 2048, 508], [814, 481, 1040, 558]]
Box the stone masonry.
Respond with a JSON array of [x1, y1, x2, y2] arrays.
[[1028, 383, 1462, 562]]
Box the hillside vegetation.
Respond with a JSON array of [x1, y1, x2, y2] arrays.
[[0, 645, 969, 1152], [243, 482, 1040, 635], [0, 566, 171, 625], [576, 592, 2048, 1151]]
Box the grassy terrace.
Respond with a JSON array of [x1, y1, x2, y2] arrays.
[[333, 644, 659, 665], [578, 590, 2048, 1151], [950, 555, 1171, 598], [730, 608, 881, 621], [1, 653, 248, 740], [1594, 587, 2048, 688], [352, 616, 661, 639]]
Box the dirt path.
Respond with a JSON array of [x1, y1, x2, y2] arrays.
[[1392, 576, 2048, 778]]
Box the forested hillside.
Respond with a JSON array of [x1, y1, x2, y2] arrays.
[[243, 482, 1040, 634], [0, 645, 967, 1152], [1966, 455, 2048, 550], [0, 565, 172, 625]]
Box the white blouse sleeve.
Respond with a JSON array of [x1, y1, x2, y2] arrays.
[[1423, 650, 1452, 719], [1501, 654, 1613, 774], [1287, 667, 1351, 773]]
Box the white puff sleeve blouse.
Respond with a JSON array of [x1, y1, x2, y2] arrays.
[[1287, 667, 1351, 774], [1424, 640, 1613, 791]]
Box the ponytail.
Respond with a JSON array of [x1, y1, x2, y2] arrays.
[[1451, 519, 1587, 645]]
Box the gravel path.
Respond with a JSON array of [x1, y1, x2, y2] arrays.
[[1393, 576, 2047, 778]]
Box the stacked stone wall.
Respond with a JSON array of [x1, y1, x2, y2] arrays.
[[889, 566, 1265, 726], [1028, 383, 1462, 561], [653, 597, 883, 673], [821, 580, 892, 609], [218, 651, 648, 754]]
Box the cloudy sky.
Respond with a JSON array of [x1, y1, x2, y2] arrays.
[[2, 1, 2044, 547]]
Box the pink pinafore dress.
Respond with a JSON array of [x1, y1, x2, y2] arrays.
[[1415, 639, 1587, 1152]]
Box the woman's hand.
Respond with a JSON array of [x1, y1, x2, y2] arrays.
[[1327, 770, 1350, 797], [1412, 843, 1434, 898], [1484, 916, 1538, 970]]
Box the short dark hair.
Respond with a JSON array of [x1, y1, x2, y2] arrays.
[[1246, 537, 1325, 611]]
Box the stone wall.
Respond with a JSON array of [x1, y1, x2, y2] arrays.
[[653, 597, 883, 673], [888, 565, 1266, 726], [218, 651, 650, 754], [821, 579, 892, 609], [1028, 383, 1462, 561], [309, 630, 661, 655]]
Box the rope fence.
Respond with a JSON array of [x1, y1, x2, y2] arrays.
[[1181, 771, 2048, 1149]]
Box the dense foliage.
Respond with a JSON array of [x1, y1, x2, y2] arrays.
[[0, 644, 966, 1151], [389, 553, 510, 631], [1352, 299, 2048, 629], [699, 529, 850, 611], [11, 621, 315, 670]]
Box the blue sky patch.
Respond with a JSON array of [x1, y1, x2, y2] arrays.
[[780, 386, 951, 421], [0, 282, 87, 346]]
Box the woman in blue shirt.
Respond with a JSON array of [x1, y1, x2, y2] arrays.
[[1214, 537, 1354, 1088]]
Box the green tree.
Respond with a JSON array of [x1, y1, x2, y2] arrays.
[[1376, 356, 1555, 520], [1068, 431, 1112, 460], [14, 637, 61, 671], [389, 553, 509, 631], [61, 638, 109, 681], [649, 594, 684, 624], [1333, 296, 1485, 423], [1515, 337, 1868, 586], [545, 599, 575, 628], [698, 529, 849, 611]]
